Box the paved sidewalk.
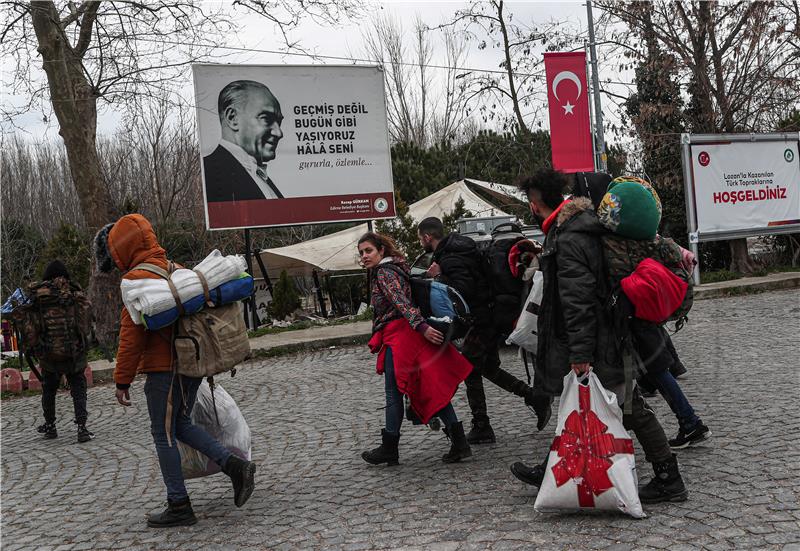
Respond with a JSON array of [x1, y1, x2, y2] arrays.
[[2, 289, 799, 550]]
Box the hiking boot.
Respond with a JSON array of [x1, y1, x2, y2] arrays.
[[361, 429, 400, 466], [524, 389, 553, 431], [76, 424, 94, 443], [146, 498, 198, 528], [221, 455, 257, 508], [638, 454, 688, 504], [37, 422, 57, 439], [669, 421, 711, 450], [510, 460, 548, 487], [442, 421, 472, 463], [466, 420, 496, 445]]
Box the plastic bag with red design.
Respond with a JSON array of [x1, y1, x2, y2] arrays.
[[534, 370, 645, 518]]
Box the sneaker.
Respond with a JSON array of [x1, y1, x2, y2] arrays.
[[669, 421, 711, 450], [510, 461, 547, 487], [37, 422, 57, 439], [77, 424, 94, 443]]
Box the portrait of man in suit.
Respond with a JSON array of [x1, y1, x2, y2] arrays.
[[203, 80, 284, 202]]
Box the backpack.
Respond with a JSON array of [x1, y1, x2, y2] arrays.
[[132, 263, 251, 378], [481, 222, 528, 336], [11, 278, 91, 363], [602, 234, 694, 326], [378, 263, 472, 341]]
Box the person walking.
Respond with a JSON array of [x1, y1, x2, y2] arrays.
[[509, 169, 688, 504], [417, 217, 551, 445], [357, 232, 473, 465], [33, 260, 94, 443], [93, 214, 257, 527]]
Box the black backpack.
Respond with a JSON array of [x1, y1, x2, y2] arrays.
[[481, 222, 528, 337], [378, 263, 473, 341]]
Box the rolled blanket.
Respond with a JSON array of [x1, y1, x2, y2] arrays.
[[120, 250, 248, 323], [142, 275, 254, 330]]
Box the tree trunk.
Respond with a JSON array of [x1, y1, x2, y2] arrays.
[[31, 1, 121, 351], [728, 238, 756, 274]]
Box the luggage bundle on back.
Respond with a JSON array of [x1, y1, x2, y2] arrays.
[[132, 262, 251, 379], [481, 222, 528, 337], [379, 263, 472, 341], [11, 278, 91, 363]]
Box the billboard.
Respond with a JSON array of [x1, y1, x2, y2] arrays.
[[688, 137, 800, 235], [193, 64, 396, 230]]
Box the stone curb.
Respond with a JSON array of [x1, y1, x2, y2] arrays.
[[695, 272, 800, 300]]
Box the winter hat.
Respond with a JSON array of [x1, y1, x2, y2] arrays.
[[93, 222, 116, 273], [620, 258, 687, 323], [42, 259, 70, 281], [597, 176, 662, 240]]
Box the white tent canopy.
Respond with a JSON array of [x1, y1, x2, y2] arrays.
[[257, 180, 522, 278]]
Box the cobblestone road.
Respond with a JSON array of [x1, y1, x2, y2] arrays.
[[2, 290, 800, 550]]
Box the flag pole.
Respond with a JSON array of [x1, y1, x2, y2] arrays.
[[584, 39, 598, 173], [586, 0, 607, 172]]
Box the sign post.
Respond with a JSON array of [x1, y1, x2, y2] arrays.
[[681, 132, 800, 284]]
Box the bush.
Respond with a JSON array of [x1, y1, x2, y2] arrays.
[[269, 270, 301, 321], [1, 220, 45, 300], [35, 223, 91, 289]]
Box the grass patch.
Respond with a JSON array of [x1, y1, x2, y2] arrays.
[[248, 308, 373, 339], [701, 265, 800, 284]]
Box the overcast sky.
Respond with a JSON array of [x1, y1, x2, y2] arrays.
[[8, 1, 629, 142]]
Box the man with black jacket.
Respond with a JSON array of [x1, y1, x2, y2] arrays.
[[417, 217, 551, 444], [508, 168, 687, 503]]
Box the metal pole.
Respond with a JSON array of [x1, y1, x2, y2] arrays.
[[680, 134, 702, 286], [243, 229, 259, 329], [584, 39, 598, 172], [586, 0, 607, 172], [312, 270, 328, 318]]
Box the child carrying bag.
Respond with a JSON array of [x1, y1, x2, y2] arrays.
[[534, 369, 645, 519]]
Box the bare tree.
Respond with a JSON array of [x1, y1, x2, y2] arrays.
[[360, 14, 472, 147], [598, 0, 800, 273]]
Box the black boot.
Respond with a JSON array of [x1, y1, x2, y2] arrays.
[[524, 389, 553, 431], [442, 421, 472, 463], [76, 423, 94, 443], [221, 455, 257, 507], [466, 419, 496, 445], [37, 421, 57, 439], [510, 459, 548, 487], [146, 498, 198, 528], [639, 454, 688, 503], [362, 429, 400, 466]]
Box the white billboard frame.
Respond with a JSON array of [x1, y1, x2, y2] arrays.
[[192, 63, 397, 231], [680, 132, 800, 284]]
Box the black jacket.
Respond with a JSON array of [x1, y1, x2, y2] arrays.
[[203, 145, 283, 202], [535, 197, 622, 394], [433, 233, 492, 329]]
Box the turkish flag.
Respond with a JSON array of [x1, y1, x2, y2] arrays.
[[544, 52, 595, 173]]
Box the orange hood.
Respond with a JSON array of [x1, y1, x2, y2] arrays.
[[107, 214, 167, 272]]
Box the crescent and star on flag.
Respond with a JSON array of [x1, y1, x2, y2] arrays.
[[552, 70, 582, 116]]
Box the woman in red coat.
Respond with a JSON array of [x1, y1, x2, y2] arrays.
[[357, 232, 473, 466]]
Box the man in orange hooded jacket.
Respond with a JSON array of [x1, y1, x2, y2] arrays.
[[94, 214, 256, 527]]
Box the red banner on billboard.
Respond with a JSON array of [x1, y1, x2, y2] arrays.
[[544, 52, 594, 173]]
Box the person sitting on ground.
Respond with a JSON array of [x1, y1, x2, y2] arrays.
[[358, 232, 473, 465], [34, 260, 94, 443], [93, 213, 257, 528]]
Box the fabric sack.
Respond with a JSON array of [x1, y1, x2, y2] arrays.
[[178, 381, 252, 479], [534, 370, 645, 519]]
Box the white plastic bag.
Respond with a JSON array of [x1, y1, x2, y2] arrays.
[[178, 381, 252, 479], [534, 370, 645, 518], [506, 270, 543, 352]]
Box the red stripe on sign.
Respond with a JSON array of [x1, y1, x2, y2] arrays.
[[206, 193, 396, 230]]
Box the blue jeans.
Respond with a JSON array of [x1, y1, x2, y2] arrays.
[[383, 347, 458, 434], [144, 372, 232, 501], [649, 369, 700, 432]]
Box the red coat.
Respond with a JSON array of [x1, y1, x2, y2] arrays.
[[369, 318, 473, 424]]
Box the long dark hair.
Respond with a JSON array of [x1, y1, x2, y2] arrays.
[[358, 232, 405, 261]]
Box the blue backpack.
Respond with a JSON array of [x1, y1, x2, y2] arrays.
[[378, 263, 472, 341]]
